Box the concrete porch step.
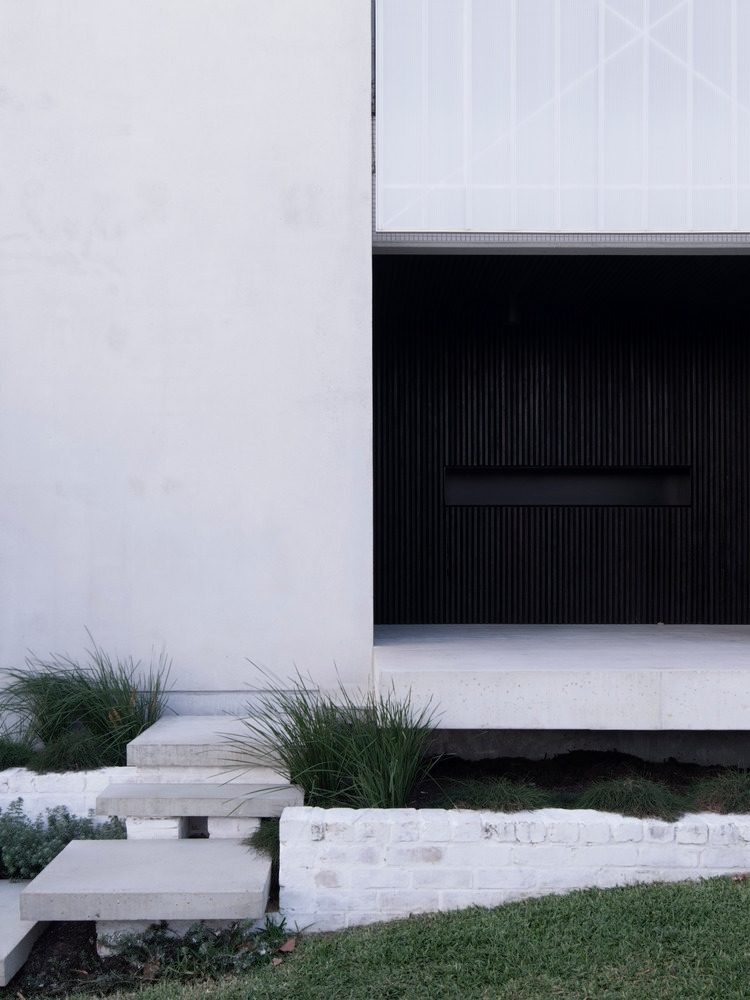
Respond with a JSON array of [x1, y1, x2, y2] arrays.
[[127, 716, 279, 771], [20, 839, 271, 922], [0, 882, 47, 987], [96, 781, 302, 818]]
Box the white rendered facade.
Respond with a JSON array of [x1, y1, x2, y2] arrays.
[[0, 1, 373, 706], [2, 1, 750, 724]]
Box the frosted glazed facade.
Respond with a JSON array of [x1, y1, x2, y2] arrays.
[[375, 0, 750, 233]]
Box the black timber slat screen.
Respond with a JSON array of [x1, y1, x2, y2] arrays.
[[373, 255, 750, 624]]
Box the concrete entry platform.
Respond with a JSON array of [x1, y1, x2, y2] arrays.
[[374, 625, 750, 730], [0, 882, 47, 987], [20, 840, 271, 922]]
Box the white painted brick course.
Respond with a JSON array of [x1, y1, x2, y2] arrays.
[[207, 817, 260, 839], [125, 817, 188, 840], [0, 766, 129, 819], [280, 807, 750, 932], [676, 822, 708, 844], [613, 819, 644, 842]]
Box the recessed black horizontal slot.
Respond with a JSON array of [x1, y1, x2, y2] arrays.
[[445, 467, 692, 506]]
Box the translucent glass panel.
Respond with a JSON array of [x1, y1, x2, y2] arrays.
[[375, 0, 750, 232]]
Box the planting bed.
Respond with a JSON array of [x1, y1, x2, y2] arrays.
[[413, 750, 726, 813]]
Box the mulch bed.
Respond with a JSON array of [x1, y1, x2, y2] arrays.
[[0, 920, 127, 998], [411, 749, 724, 806]]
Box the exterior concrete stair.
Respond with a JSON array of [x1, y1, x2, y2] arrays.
[[20, 839, 271, 923], [127, 715, 279, 773], [11, 716, 294, 972], [96, 781, 302, 819]]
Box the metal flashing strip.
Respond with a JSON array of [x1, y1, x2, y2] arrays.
[[373, 229, 750, 253]]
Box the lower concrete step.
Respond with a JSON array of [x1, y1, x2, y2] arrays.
[[96, 781, 302, 819], [0, 881, 47, 987], [20, 840, 271, 923]]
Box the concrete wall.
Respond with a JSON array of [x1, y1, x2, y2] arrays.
[[280, 806, 750, 931], [0, 1, 373, 700]]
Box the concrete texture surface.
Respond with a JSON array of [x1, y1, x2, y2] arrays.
[[126, 716, 278, 770], [20, 840, 270, 922], [97, 781, 301, 818], [375, 625, 750, 730], [0, 882, 47, 987]]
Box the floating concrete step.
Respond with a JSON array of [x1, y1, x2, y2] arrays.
[[96, 781, 302, 818], [0, 882, 47, 987], [127, 716, 279, 770], [20, 839, 271, 922]]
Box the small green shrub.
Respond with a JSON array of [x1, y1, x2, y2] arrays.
[[575, 776, 685, 821], [225, 670, 438, 809], [690, 769, 750, 814], [0, 735, 35, 770], [0, 798, 125, 879], [106, 917, 288, 982], [431, 776, 554, 812], [0, 634, 171, 770]]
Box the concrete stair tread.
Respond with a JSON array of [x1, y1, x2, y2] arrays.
[[20, 840, 271, 922], [127, 716, 278, 769], [96, 781, 302, 818], [0, 882, 47, 987]]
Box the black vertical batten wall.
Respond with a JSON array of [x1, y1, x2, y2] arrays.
[[373, 256, 750, 625]]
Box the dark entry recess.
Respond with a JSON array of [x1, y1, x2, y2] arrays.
[[374, 255, 750, 625], [445, 467, 692, 507]]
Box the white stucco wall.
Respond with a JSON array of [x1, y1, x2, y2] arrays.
[[0, 1, 373, 700]]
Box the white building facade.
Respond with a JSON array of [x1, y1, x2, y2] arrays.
[[3, 0, 750, 726]]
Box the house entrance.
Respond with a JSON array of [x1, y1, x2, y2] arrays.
[[374, 255, 750, 625]]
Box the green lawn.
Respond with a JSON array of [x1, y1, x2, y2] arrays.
[[64, 877, 750, 1000]]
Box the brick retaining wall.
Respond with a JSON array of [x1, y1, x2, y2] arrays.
[[279, 806, 750, 931]]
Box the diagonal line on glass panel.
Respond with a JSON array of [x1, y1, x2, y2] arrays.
[[378, 0, 750, 231]]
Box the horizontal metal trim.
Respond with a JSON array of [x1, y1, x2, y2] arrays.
[[373, 230, 750, 253]]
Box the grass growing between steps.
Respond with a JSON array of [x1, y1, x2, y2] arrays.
[[55, 877, 750, 1000]]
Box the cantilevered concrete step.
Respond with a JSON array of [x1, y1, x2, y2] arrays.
[[96, 781, 302, 818], [127, 716, 279, 770], [0, 882, 47, 987], [20, 840, 271, 922]]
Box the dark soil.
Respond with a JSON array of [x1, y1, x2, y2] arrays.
[[411, 749, 725, 806], [0, 921, 127, 998]]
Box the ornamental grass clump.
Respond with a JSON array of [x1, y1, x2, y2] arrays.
[[575, 775, 685, 821], [0, 634, 171, 770], [225, 670, 438, 809], [690, 769, 750, 814], [431, 776, 554, 812]]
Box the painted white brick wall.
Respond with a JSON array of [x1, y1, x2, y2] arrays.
[[279, 807, 750, 931], [0, 767, 130, 819]]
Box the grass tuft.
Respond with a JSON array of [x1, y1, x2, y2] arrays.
[[0, 633, 172, 770], [224, 669, 438, 809], [430, 776, 554, 812], [575, 775, 684, 821], [247, 818, 280, 867], [690, 769, 750, 813], [0, 735, 35, 770]]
